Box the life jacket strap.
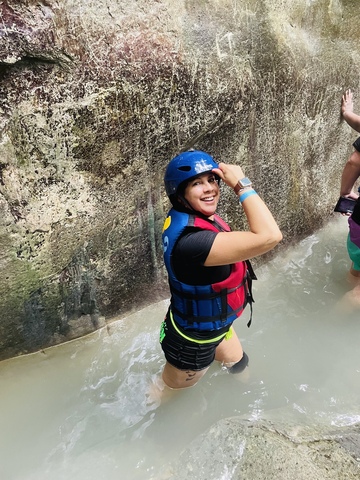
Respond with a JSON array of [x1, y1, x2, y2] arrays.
[[169, 310, 229, 344], [171, 299, 248, 325], [245, 260, 256, 327], [169, 276, 247, 301], [220, 288, 228, 321]]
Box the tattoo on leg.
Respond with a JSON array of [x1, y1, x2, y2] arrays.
[[185, 371, 197, 381]]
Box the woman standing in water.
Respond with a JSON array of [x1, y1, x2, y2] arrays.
[[160, 150, 282, 389]]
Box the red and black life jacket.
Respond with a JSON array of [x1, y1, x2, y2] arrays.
[[162, 208, 256, 331]]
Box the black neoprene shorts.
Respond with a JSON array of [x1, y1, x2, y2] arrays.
[[159, 309, 230, 371], [353, 136, 360, 152]]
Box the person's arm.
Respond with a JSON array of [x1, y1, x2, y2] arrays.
[[205, 163, 282, 266], [342, 89, 360, 133], [339, 90, 360, 198], [340, 149, 360, 198]]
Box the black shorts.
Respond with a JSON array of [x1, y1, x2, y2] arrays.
[[353, 136, 360, 152], [159, 309, 230, 371]]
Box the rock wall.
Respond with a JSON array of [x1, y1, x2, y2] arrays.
[[1, 0, 360, 360]]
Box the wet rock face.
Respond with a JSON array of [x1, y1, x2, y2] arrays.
[[1, 0, 360, 359]]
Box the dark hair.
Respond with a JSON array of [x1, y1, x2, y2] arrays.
[[169, 180, 189, 212]]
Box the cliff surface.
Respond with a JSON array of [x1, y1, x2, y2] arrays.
[[1, 0, 359, 359]]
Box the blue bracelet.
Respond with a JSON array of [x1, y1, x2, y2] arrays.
[[239, 189, 257, 204]]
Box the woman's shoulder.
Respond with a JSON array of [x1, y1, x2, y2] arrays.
[[175, 228, 218, 257]]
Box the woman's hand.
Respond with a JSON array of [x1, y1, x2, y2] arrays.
[[212, 163, 245, 190], [342, 89, 354, 117], [341, 89, 360, 132]]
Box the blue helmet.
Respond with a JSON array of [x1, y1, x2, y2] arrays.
[[164, 150, 219, 197]]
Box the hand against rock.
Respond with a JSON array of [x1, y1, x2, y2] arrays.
[[345, 191, 359, 200], [342, 89, 354, 117]]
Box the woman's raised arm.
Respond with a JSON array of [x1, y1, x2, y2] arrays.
[[205, 163, 282, 266]]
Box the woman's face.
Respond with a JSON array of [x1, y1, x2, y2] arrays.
[[184, 172, 220, 217]]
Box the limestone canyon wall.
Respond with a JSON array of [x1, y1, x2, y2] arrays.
[[1, 0, 359, 360]]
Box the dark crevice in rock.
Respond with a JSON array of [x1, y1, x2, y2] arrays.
[[0, 54, 73, 74]]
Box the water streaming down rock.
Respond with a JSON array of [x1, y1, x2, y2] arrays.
[[0, 217, 359, 479], [2, 0, 360, 358]]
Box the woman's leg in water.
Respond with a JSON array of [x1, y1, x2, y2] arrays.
[[162, 362, 208, 389], [215, 327, 249, 375], [215, 327, 243, 365], [337, 265, 360, 313]]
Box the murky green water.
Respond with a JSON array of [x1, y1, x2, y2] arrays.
[[1, 216, 359, 480]]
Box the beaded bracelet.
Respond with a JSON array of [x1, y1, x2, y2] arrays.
[[239, 189, 257, 204]]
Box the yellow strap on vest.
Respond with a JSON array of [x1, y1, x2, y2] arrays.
[[169, 310, 231, 344], [225, 327, 233, 340]]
